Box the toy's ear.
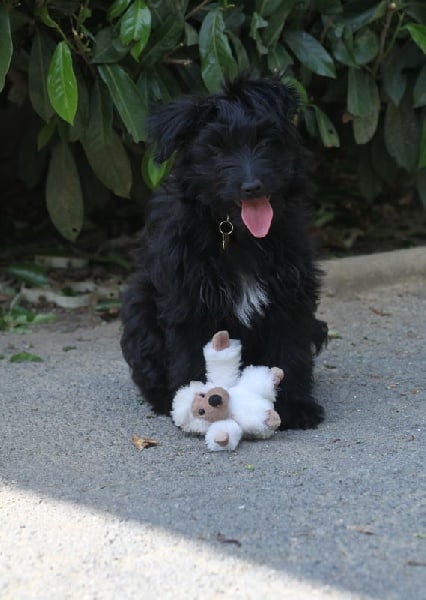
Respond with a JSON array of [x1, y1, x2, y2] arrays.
[[147, 96, 216, 163]]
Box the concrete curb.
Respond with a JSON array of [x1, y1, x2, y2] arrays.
[[321, 246, 426, 296]]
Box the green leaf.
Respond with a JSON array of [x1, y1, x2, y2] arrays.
[[406, 24, 426, 54], [120, 0, 151, 50], [92, 27, 129, 63], [353, 112, 379, 144], [353, 27, 379, 65], [282, 75, 308, 104], [82, 130, 132, 198], [184, 23, 198, 46], [5, 265, 50, 288], [347, 68, 380, 118], [302, 107, 318, 138], [264, 0, 297, 46], [86, 78, 113, 147], [255, 0, 284, 16], [32, 313, 56, 325], [331, 27, 358, 67], [268, 44, 293, 74], [36, 5, 59, 28], [142, 152, 173, 190], [228, 31, 250, 72], [414, 65, 426, 108], [141, 11, 184, 66], [342, 0, 387, 33], [384, 98, 421, 172], [284, 31, 336, 78], [37, 117, 57, 150], [108, 0, 131, 21], [68, 71, 90, 142], [313, 106, 340, 147], [0, 5, 13, 91], [10, 352, 43, 363], [316, 0, 343, 15], [199, 8, 238, 92], [29, 32, 55, 121], [417, 169, 426, 207], [47, 41, 78, 125], [97, 64, 146, 142], [381, 47, 408, 106], [250, 12, 268, 55], [46, 140, 84, 241]]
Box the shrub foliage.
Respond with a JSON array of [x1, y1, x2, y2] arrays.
[[0, 0, 425, 240]]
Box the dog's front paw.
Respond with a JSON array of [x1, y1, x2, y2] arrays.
[[279, 399, 324, 430]]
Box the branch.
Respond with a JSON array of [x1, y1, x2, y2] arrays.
[[372, 2, 397, 77], [185, 0, 212, 21]]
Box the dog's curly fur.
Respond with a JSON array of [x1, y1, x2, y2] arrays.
[[120, 76, 327, 430]]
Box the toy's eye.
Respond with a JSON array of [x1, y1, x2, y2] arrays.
[[198, 408, 205, 416]]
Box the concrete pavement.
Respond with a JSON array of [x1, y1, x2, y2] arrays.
[[0, 249, 425, 599]]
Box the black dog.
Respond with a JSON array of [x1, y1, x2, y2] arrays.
[[120, 76, 327, 429]]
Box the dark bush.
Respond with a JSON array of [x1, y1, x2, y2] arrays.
[[0, 0, 425, 241]]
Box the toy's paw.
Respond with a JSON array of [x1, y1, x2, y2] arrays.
[[265, 409, 281, 430], [270, 367, 284, 387], [214, 431, 230, 447], [212, 330, 230, 351]]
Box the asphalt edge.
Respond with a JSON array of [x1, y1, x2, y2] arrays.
[[320, 247, 426, 297]]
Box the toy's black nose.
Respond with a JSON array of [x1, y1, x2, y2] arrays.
[[208, 394, 223, 407], [241, 179, 263, 197]]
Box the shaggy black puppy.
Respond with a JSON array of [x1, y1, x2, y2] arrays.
[[120, 77, 327, 429]]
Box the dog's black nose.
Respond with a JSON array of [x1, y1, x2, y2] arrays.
[[208, 394, 223, 407], [241, 179, 263, 197]]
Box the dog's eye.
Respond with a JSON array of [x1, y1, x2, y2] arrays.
[[198, 408, 205, 415], [199, 393, 205, 398]]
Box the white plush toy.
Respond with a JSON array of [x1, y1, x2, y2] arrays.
[[171, 331, 283, 451]]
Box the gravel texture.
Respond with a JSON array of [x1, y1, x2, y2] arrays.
[[0, 251, 425, 600]]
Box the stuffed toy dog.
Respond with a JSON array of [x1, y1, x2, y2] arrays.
[[171, 331, 283, 451]]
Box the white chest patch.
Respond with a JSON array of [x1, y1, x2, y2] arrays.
[[235, 275, 269, 328]]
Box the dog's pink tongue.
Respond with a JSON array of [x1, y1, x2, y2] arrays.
[[241, 197, 273, 238]]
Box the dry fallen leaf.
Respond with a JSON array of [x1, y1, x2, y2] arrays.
[[216, 532, 242, 547], [406, 560, 426, 567], [369, 307, 391, 317], [347, 525, 374, 535], [131, 435, 159, 450]]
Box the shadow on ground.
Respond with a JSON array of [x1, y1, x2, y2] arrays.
[[1, 280, 425, 599]]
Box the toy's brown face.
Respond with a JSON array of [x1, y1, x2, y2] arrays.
[[191, 387, 230, 422]]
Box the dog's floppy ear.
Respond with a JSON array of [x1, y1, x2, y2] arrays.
[[224, 76, 299, 125], [147, 96, 216, 163]]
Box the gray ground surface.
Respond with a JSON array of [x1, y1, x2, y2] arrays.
[[0, 264, 425, 599]]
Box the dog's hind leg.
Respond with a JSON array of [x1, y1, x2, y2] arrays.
[[120, 281, 173, 414]]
